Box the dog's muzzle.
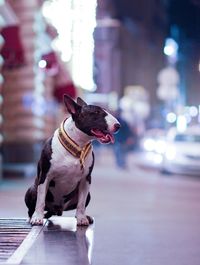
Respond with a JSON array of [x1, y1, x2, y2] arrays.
[[113, 123, 121, 133]]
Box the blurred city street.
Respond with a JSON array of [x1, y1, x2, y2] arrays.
[[0, 0, 200, 264], [1, 148, 200, 265]]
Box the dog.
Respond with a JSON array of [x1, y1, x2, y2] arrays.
[[25, 94, 120, 226]]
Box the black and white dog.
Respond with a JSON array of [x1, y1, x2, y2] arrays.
[[25, 95, 120, 226]]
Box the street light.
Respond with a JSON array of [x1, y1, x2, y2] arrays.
[[164, 38, 178, 57], [163, 38, 178, 65]]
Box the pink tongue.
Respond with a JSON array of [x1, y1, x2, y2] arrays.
[[104, 134, 115, 144], [91, 129, 115, 144]]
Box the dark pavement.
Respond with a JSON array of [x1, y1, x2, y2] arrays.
[[1, 148, 200, 265]]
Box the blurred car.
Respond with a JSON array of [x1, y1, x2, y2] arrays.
[[162, 126, 200, 176], [137, 129, 166, 168]]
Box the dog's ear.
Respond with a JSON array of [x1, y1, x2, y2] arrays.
[[63, 94, 80, 115], [77, 97, 87, 107]]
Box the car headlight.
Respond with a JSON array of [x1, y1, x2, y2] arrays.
[[165, 146, 176, 160], [155, 140, 166, 154], [143, 138, 155, 152]]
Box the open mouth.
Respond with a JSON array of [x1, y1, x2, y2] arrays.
[[91, 129, 115, 144]]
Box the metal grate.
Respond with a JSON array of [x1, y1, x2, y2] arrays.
[[0, 219, 31, 263]]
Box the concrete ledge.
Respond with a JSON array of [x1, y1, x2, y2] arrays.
[[1, 217, 94, 265]]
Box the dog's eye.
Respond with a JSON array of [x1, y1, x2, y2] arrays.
[[94, 109, 103, 115]]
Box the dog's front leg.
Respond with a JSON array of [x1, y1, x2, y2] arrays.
[[76, 178, 91, 226], [30, 179, 48, 225]]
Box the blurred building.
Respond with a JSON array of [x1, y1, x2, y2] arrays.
[[94, 0, 200, 109], [0, 0, 77, 177], [0, 0, 199, 177], [94, 0, 168, 105], [0, 0, 4, 179], [0, 1, 56, 176], [168, 0, 200, 106]]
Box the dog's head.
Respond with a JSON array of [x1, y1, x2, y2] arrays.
[[64, 94, 120, 144]]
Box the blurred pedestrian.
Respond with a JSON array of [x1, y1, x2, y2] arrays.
[[113, 110, 137, 169]]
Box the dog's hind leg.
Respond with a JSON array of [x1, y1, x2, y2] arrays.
[[44, 211, 53, 219], [24, 185, 37, 220], [44, 205, 63, 219]]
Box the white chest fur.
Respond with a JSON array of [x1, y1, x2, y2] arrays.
[[46, 129, 93, 204]]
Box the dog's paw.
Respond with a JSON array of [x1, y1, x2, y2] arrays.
[[76, 215, 89, 226], [76, 215, 93, 226], [30, 212, 44, 226]]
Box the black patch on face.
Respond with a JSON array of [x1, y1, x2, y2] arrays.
[[72, 105, 108, 136], [86, 152, 94, 184], [49, 180, 55, 187], [37, 137, 52, 185]]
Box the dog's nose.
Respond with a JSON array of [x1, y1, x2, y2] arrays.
[[114, 123, 121, 132]]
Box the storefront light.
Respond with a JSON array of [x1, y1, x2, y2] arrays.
[[189, 106, 198, 117], [42, 0, 97, 91], [163, 38, 178, 58], [166, 112, 176, 123], [176, 115, 187, 132]]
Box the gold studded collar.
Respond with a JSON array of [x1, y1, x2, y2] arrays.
[[58, 119, 92, 170]]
